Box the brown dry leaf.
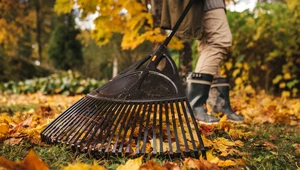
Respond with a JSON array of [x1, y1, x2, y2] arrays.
[[4, 138, 23, 146], [62, 160, 106, 170], [182, 158, 202, 169], [292, 144, 300, 155], [199, 124, 215, 136], [183, 158, 220, 170], [0, 149, 49, 170], [139, 160, 167, 170], [162, 162, 180, 170], [253, 140, 278, 150], [116, 156, 143, 170]]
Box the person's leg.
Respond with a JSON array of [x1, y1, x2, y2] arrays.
[[195, 8, 232, 75], [187, 8, 231, 124], [194, 8, 243, 122]]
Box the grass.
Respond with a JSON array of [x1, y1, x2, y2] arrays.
[[1, 95, 300, 169], [1, 123, 299, 170], [245, 124, 300, 170]]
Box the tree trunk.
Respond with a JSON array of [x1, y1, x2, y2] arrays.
[[35, 0, 42, 63], [112, 57, 118, 78]]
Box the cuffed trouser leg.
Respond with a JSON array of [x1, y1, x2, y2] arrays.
[[195, 8, 232, 77]]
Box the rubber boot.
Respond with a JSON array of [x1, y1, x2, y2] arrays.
[[186, 72, 220, 124], [207, 78, 244, 123]]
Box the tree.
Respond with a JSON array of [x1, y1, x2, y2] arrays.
[[48, 13, 83, 71], [54, 0, 183, 51]]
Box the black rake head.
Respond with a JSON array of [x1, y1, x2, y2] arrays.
[[41, 45, 206, 158]]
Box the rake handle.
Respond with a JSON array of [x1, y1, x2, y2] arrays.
[[162, 0, 196, 47], [148, 0, 197, 69]]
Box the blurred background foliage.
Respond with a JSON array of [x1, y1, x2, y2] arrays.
[[0, 0, 299, 97]]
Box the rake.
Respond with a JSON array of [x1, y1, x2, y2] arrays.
[[41, 0, 206, 159]]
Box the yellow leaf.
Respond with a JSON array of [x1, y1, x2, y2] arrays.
[[283, 73, 291, 80], [281, 91, 290, 98], [116, 156, 143, 170], [54, 0, 74, 14], [279, 82, 286, 88], [0, 149, 49, 170], [62, 161, 106, 170], [0, 123, 9, 135], [205, 149, 220, 164], [217, 160, 236, 167], [225, 62, 232, 70]]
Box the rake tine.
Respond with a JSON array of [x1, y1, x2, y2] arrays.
[[185, 99, 207, 159], [72, 100, 110, 145], [170, 101, 181, 155], [49, 97, 97, 143], [103, 103, 134, 154], [159, 103, 163, 154], [74, 101, 115, 150], [88, 102, 123, 152], [95, 103, 128, 152], [141, 102, 152, 154], [118, 103, 138, 154], [41, 97, 84, 140], [135, 103, 148, 155], [63, 100, 107, 145], [118, 103, 141, 154], [180, 100, 198, 156], [152, 102, 158, 154], [79, 101, 114, 151], [124, 103, 140, 155], [55, 98, 99, 143], [175, 101, 190, 155], [111, 103, 132, 154], [42, 97, 89, 142], [165, 102, 173, 155]]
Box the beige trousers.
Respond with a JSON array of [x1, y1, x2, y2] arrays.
[[195, 8, 232, 77]]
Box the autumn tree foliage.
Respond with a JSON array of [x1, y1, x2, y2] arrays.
[[224, 0, 300, 96]]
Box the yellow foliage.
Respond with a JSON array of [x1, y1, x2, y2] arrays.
[[0, 150, 49, 170], [116, 156, 143, 170], [62, 161, 106, 170], [54, 0, 74, 14]]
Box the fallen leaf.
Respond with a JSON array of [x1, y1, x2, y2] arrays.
[[0, 149, 49, 170], [162, 162, 180, 170], [292, 144, 300, 155], [116, 156, 143, 170], [199, 124, 215, 136], [4, 138, 23, 146], [0, 123, 9, 135], [253, 140, 278, 150], [183, 158, 220, 170], [217, 160, 236, 167], [139, 160, 167, 170], [62, 160, 106, 170]]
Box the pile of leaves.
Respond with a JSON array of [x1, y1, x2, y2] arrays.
[[0, 71, 104, 95], [0, 89, 299, 169]]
